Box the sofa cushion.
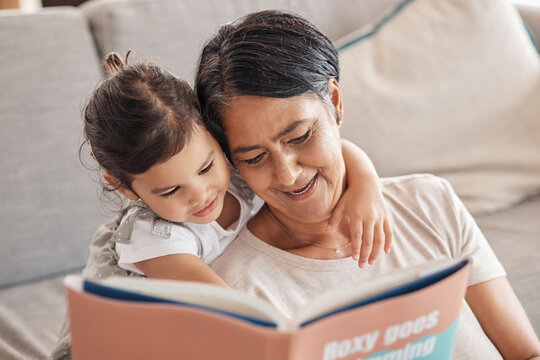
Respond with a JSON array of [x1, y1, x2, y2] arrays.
[[338, 0, 540, 215], [81, 0, 403, 81], [0, 7, 106, 287], [0, 275, 67, 360]]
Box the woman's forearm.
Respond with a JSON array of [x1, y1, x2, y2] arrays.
[[466, 277, 540, 359]]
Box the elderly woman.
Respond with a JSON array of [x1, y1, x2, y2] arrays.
[[195, 10, 540, 360]]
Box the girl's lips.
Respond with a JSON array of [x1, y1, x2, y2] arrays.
[[192, 197, 218, 217], [283, 174, 318, 201]]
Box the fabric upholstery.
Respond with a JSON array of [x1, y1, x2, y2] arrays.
[[0, 8, 106, 287], [81, 0, 403, 81], [0, 275, 66, 360], [338, 0, 540, 215]]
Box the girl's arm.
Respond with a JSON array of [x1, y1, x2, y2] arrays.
[[136, 254, 228, 287], [133, 192, 242, 287], [466, 277, 540, 359], [329, 139, 393, 267]]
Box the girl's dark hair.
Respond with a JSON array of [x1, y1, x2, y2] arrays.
[[83, 51, 202, 196], [195, 10, 340, 157]]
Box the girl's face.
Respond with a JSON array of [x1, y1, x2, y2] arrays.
[[124, 125, 231, 224], [221, 82, 345, 224]]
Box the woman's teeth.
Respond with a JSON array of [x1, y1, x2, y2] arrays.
[[289, 176, 316, 195]]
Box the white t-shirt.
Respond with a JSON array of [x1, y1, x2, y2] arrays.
[[211, 174, 506, 359], [115, 183, 256, 275]]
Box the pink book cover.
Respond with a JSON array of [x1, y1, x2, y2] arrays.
[[66, 261, 469, 360], [67, 287, 291, 360], [290, 261, 470, 360]]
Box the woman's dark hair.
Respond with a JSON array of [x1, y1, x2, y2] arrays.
[[195, 10, 340, 157], [82, 51, 203, 196]]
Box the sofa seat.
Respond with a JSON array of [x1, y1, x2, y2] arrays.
[[0, 275, 67, 360]]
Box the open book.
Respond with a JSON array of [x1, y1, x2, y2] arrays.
[[65, 258, 470, 360]]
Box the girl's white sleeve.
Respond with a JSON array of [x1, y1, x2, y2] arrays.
[[115, 218, 202, 275]]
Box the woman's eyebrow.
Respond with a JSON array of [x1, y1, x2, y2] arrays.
[[232, 119, 307, 155], [272, 119, 306, 141]]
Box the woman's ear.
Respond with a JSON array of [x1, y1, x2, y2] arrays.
[[328, 78, 343, 125], [103, 172, 139, 201]]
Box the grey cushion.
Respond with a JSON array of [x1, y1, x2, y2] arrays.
[[0, 7, 106, 287], [81, 0, 403, 81]]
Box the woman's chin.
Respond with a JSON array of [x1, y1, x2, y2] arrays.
[[273, 183, 337, 223], [278, 201, 332, 224]]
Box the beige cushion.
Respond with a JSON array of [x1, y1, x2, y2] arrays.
[[338, 0, 540, 215], [81, 0, 403, 81]]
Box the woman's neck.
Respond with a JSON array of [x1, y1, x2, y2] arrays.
[[248, 204, 352, 259]]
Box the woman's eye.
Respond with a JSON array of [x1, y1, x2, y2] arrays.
[[199, 161, 214, 175], [244, 153, 265, 165], [161, 187, 180, 198], [289, 130, 311, 144]]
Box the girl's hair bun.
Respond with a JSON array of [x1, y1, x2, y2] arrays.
[[105, 50, 131, 73]]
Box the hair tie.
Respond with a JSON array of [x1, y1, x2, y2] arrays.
[[105, 50, 132, 73]]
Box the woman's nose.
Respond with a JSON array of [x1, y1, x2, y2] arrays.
[[273, 153, 301, 187]]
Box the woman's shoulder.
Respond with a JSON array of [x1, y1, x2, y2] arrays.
[[381, 173, 453, 192], [381, 174, 458, 210], [380, 174, 468, 247]]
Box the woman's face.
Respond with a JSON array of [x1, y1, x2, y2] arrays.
[[221, 81, 346, 223]]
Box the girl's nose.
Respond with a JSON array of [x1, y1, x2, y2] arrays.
[[188, 183, 208, 207]]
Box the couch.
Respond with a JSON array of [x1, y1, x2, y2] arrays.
[[0, 0, 538, 359]]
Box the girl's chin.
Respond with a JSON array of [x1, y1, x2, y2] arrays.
[[188, 214, 219, 224]]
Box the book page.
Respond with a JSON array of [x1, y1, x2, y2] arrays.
[[98, 276, 289, 329]]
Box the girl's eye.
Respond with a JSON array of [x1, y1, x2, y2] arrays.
[[243, 153, 265, 166], [199, 161, 214, 175], [289, 129, 311, 144], [161, 187, 180, 198]]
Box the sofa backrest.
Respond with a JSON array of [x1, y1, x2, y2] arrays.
[[1, 0, 538, 289], [81, 0, 403, 82], [0, 7, 106, 288]]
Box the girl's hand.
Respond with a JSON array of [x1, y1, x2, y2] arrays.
[[327, 177, 392, 268]]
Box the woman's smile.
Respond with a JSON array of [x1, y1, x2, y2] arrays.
[[282, 173, 319, 201]]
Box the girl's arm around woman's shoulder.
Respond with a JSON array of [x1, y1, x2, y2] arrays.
[[136, 254, 228, 287]]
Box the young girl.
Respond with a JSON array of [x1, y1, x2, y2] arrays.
[[83, 52, 392, 286]]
